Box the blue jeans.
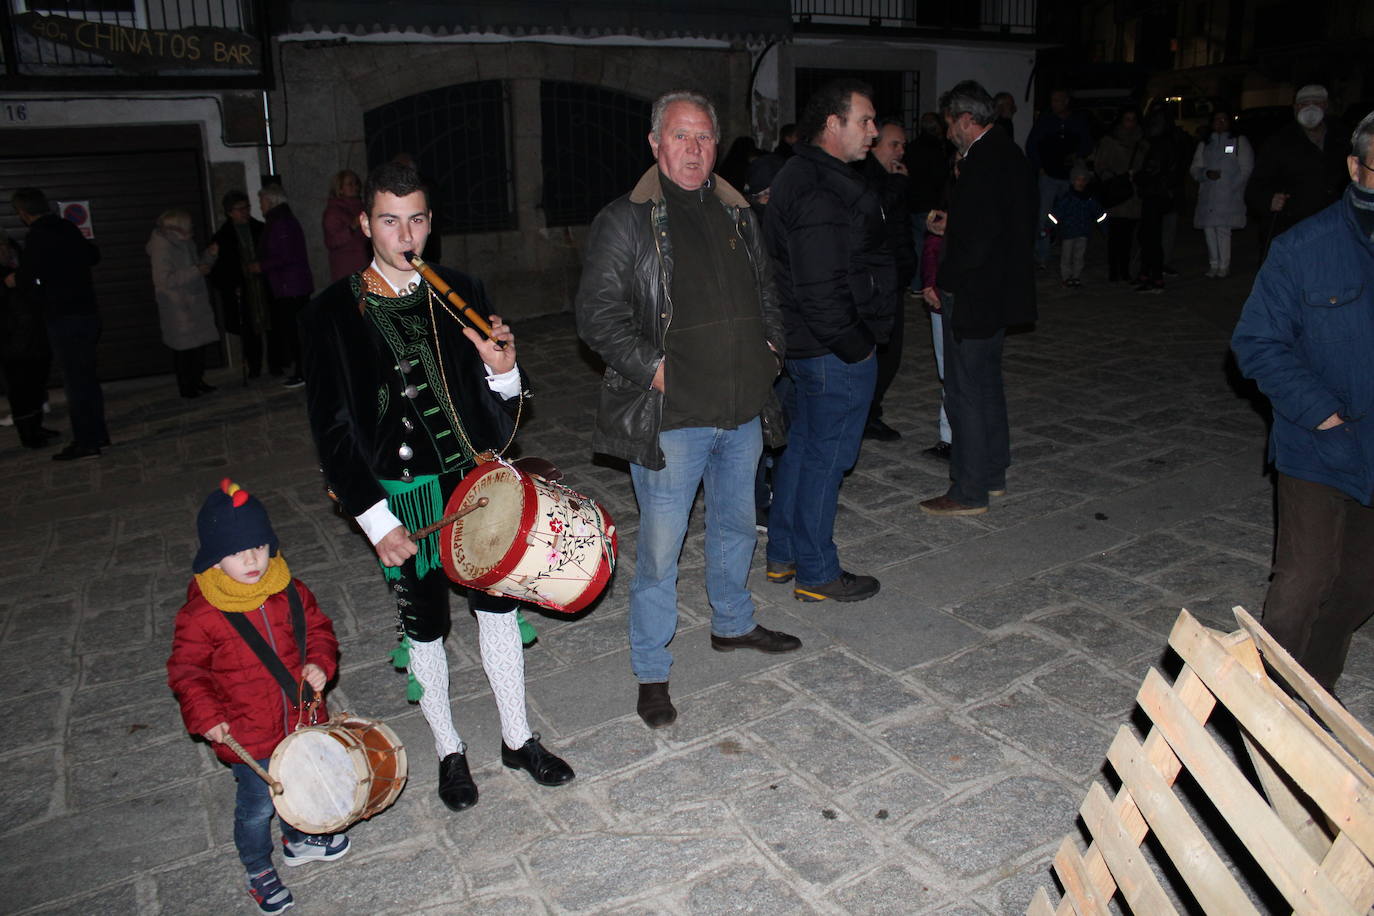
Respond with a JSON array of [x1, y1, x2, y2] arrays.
[[232, 760, 308, 874], [629, 419, 763, 683], [767, 352, 877, 587], [942, 323, 1009, 507]]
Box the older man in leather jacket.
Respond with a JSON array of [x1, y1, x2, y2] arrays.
[[576, 90, 800, 730]]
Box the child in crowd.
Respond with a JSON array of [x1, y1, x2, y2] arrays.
[[167, 479, 345, 914], [1048, 165, 1107, 287]]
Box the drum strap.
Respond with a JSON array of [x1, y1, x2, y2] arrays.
[[220, 586, 316, 705]]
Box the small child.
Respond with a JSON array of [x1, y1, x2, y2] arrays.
[[1048, 165, 1107, 287], [167, 479, 344, 914]]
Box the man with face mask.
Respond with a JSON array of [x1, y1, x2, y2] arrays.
[[1248, 84, 1351, 239], [1231, 110, 1374, 695]]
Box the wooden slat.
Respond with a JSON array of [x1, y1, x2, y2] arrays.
[[1137, 668, 1358, 915], [1240, 731, 1335, 860], [1168, 611, 1374, 864], [1052, 836, 1112, 916], [1233, 606, 1374, 772], [1322, 833, 1374, 911], [1027, 886, 1056, 916], [1078, 782, 1179, 915], [1106, 727, 1259, 915]]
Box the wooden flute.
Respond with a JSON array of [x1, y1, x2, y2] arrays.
[[403, 250, 507, 349]]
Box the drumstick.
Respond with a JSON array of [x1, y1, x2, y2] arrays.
[[222, 733, 285, 795], [408, 497, 489, 542]]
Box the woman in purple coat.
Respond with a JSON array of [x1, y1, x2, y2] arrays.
[[257, 185, 313, 388], [322, 170, 369, 282]]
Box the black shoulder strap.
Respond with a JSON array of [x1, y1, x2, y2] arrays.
[[220, 584, 316, 704]]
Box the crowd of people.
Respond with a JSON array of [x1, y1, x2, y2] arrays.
[[4, 73, 1370, 915]]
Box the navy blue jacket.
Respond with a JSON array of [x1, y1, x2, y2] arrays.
[[1232, 186, 1374, 505]]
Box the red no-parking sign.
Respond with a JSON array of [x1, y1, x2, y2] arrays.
[[58, 200, 94, 239]]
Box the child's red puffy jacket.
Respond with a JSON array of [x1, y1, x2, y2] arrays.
[[167, 578, 338, 764]]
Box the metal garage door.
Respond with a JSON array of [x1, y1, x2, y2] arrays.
[[0, 124, 214, 381]]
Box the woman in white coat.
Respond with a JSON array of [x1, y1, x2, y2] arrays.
[[1190, 110, 1253, 278], [148, 209, 220, 397]]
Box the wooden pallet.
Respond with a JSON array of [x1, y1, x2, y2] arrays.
[[1029, 606, 1374, 915]]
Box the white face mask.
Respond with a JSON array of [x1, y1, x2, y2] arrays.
[[1296, 106, 1324, 129]]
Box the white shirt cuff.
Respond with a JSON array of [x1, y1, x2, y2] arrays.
[[356, 499, 404, 546], [486, 364, 521, 399]]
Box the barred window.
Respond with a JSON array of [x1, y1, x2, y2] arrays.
[[365, 80, 515, 234], [540, 81, 654, 227]]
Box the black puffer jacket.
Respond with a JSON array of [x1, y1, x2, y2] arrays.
[[765, 142, 896, 362], [576, 167, 785, 470]]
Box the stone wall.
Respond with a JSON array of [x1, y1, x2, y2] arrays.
[[274, 39, 752, 319]]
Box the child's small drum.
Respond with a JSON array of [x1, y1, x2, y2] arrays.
[[268, 714, 407, 834], [438, 461, 617, 613]]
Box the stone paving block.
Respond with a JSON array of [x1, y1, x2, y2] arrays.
[[796, 595, 980, 674], [830, 864, 952, 915], [332, 656, 424, 722], [78, 604, 153, 655], [537, 610, 630, 667], [466, 861, 525, 894], [1094, 531, 1199, 577], [1, 688, 65, 748], [731, 777, 882, 888], [316, 846, 463, 913], [3, 598, 79, 644], [880, 714, 1016, 786], [70, 672, 172, 721], [66, 697, 186, 765], [1033, 605, 1168, 667], [685, 863, 811, 914], [561, 718, 659, 778], [1031, 662, 1139, 719], [843, 770, 946, 826], [840, 531, 938, 569], [0, 746, 58, 829], [68, 736, 201, 808], [987, 859, 1061, 915], [34, 880, 141, 915], [904, 776, 1077, 877], [527, 830, 747, 912], [0, 787, 209, 912], [456, 894, 552, 915], [658, 678, 796, 746], [977, 489, 1090, 530], [607, 736, 784, 816], [949, 580, 1071, 630], [440, 776, 559, 863], [913, 634, 1064, 702], [1211, 492, 1276, 529], [0, 642, 78, 703], [1172, 514, 1272, 557], [967, 688, 1112, 780], [1034, 563, 1169, 614], [1143, 550, 1270, 601], [753, 706, 893, 790], [781, 650, 928, 725]]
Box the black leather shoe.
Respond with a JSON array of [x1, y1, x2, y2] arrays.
[[637, 682, 677, 728], [923, 441, 951, 461], [794, 572, 880, 602], [438, 751, 478, 811], [863, 417, 901, 441], [52, 443, 101, 462], [710, 625, 802, 653], [501, 734, 574, 786]]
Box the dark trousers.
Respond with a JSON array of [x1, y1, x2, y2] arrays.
[[388, 551, 519, 644], [231, 759, 308, 874], [1138, 200, 1166, 283], [1106, 217, 1138, 282], [240, 331, 264, 377], [1262, 473, 1374, 691], [172, 346, 206, 396], [268, 295, 307, 377], [942, 320, 1008, 507], [46, 313, 108, 448], [870, 292, 905, 420]]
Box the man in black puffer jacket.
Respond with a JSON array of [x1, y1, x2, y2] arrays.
[[764, 77, 896, 604]]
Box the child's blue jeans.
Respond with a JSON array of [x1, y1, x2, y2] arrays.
[[232, 760, 308, 874]]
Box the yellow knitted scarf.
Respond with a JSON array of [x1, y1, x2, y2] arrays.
[[194, 554, 292, 613]]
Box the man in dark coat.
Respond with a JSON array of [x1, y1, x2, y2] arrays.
[[1248, 84, 1351, 242], [919, 81, 1037, 516], [209, 191, 269, 379], [7, 187, 108, 461], [765, 77, 895, 603], [300, 162, 574, 814], [864, 118, 917, 442]]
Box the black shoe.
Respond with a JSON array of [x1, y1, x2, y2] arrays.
[[765, 560, 795, 583], [923, 441, 951, 462], [438, 751, 478, 811], [863, 417, 901, 441], [710, 625, 802, 653], [197, 382, 217, 394], [637, 682, 677, 729], [180, 389, 201, 399], [501, 735, 574, 786], [52, 443, 101, 462], [283, 376, 306, 390], [794, 572, 879, 603]]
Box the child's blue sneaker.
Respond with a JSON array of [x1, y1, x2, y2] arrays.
[[247, 867, 293, 913], [282, 832, 350, 867]]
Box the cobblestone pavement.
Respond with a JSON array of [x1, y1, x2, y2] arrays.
[[5, 241, 1373, 915]]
